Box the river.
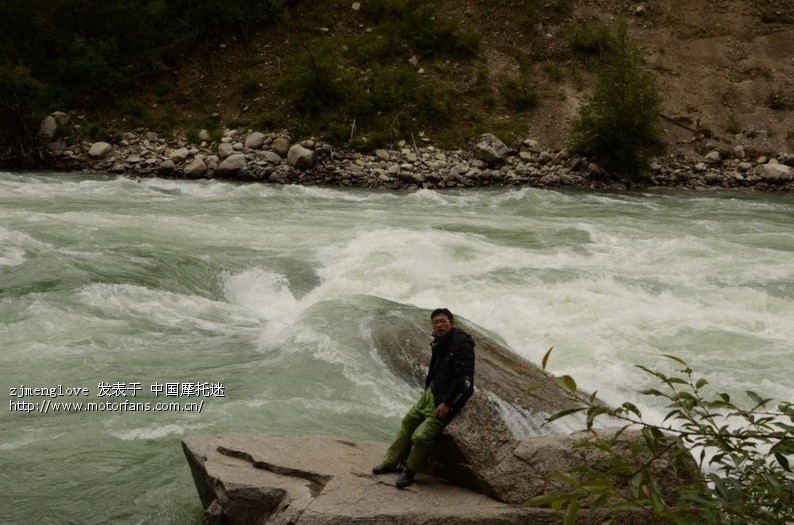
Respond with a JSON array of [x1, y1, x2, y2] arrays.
[[1, 172, 792, 524]]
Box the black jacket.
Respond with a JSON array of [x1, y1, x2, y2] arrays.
[[425, 327, 475, 415]]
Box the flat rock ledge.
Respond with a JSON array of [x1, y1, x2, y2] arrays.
[[182, 433, 562, 525]]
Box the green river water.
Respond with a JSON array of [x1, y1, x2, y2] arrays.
[[1, 172, 792, 524]]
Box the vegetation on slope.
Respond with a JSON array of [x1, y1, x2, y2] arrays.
[[2, 0, 793, 172]]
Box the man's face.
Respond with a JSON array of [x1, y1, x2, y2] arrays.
[[432, 314, 453, 338]]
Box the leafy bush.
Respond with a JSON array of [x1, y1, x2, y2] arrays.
[[503, 75, 538, 111], [0, 63, 49, 150], [570, 20, 662, 176], [568, 20, 613, 55], [0, 0, 288, 152], [359, 0, 479, 60], [280, 39, 457, 148], [725, 114, 741, 135], [528, 350, 794, 525], [279, 47, 356, 116]]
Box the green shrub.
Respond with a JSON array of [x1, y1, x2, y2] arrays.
[[725, 114, 741, 135], [767, 89, 791, 111], [530, 350, 794, 525], [119, 100, 149, 127], [503, 76, 538, 111], [253, 110, 284, 131], [568, 20, 613, 56], [0, 63, 49, 147], [542, 63, 562, 82], [184, 115, 224, 144], [359, 0, 478, 60], [240, 73, 262, 97], [570, 20, 662, 176], [279, 47, 352, 116], [0, 0, 290, 151]]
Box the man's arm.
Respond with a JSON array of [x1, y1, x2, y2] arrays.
[[441, 333, 475, 407]]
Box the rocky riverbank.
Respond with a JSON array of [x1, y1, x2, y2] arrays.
[[36, 113, 794, 192]]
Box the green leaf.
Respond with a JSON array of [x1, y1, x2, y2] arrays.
[[650, 491, 666, 512], [611, 502, 643, 513], [663, 354, 688, 366], [546, 407, 586, 424], [639, 388, 665, 397], [695, 378, 709, 390], [746, 390, 770, 407], [557, 375, 577, 393], [563, 500, 580, 525], [621, 402, 642, 418], [524, 494, 564, 508], [542, 346, 553, 371], [774, 453, 790, 472], [525, 384, 541, 396]]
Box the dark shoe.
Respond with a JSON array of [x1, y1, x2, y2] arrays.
[[395, 468, 415, 489], [372, 463, 399, 475]]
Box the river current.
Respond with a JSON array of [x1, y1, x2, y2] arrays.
[[1, 172, 792, 524]]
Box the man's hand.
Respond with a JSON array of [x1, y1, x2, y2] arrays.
[[435, 402, 450, 421]]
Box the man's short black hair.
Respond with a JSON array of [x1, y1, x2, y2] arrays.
[[430, 308, 454, 322]]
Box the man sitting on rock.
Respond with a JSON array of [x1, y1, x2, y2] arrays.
[[372, 308, 475, 488]]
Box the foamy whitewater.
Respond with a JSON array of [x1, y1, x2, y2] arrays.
[[1, 172, 793, 524]]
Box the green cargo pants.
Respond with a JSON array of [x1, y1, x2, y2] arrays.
[[381, 387, 446, 473]]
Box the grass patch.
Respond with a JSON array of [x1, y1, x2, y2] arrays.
[[568, 20, 613, 56], [502, 75, 538, 111], [726, 114, 741, 135]]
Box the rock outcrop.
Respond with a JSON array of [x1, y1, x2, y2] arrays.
[[183, 302, 699, 524], [182, 434, 560, 525]]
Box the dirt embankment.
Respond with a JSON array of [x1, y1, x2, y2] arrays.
[[439, 0, 794, 158]]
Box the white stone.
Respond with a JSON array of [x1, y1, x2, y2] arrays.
[[39, 116, 57, 139], [88, 142, 112, 158], [169, 148, 190, 162], [184, 158, 208, 179], [287, 144, 315, 170], [244, 132, 266, 150], [217, 153, 247, 175], [218, 143, 235, 159], [271, 137, 291, 157], [755, 163, 793, 181]]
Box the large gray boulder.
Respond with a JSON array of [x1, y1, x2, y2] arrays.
[[182, 434, 559, 525], [473, 133, 509, 163], [88, 141, 112, 158], [183, 157, 208, 179], [271, 136, 291, 157], [169, 147, 190, 163], [217, 153, 246, 175], [217, 142, 235, 159], [368, 303, 600, 503], [755, 162, 794, 181], [287, 144, 315, 170], [39, 115, 58, 139], [244, 132, 266, 150]]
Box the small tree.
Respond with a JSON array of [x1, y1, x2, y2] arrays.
[[571, 20, 662, 177], [527, 351, 794, 525]]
